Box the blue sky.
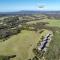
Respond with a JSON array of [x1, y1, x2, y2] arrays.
[[0, 0, 60, 12]]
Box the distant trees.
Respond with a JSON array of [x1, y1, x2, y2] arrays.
[[0, 29, 9, 39], [0, 16, 21, 41], [3, 16, 19, 28]]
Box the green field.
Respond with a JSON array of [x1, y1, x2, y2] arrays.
[[27, 19, 60, 27], [0, 30, 48, 60], [45, 31, 60, 60], [0, 17, 60, 60]]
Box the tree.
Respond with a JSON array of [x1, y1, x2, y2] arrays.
[[32, 56, 39, 60]]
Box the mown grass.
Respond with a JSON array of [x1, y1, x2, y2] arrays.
[[0, 30, 48, 60]]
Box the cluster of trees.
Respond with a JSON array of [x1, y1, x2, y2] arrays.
[[28, 48, 45, 60], [0, 16, 21, 40], [27, 22, 60, 32], [23, 22, 49, 32], [3, 16, 20, 28], [28, 56, 39, 60], [0, 55, 16, 60]]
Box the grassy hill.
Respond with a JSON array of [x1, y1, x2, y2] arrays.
[[0, 15, 60, 60], [0, 30, 48, 60]]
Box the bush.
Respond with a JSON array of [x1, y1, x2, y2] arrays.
[[0, 55, 16, 60]]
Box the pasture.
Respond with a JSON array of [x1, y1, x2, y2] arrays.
[[0, 30, 48, 60], [0, 16, 60, 60]]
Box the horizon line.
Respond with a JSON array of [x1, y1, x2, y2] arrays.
[[0, 10, 60, 13]]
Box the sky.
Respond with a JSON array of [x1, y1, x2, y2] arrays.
[[0, 0, 60, 12]]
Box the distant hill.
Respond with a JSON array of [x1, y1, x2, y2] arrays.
[[0, 11, 60, 16]]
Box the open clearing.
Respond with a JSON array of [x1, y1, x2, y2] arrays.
[[27, 19, 60, 27], [0, 30, 48, 60]]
